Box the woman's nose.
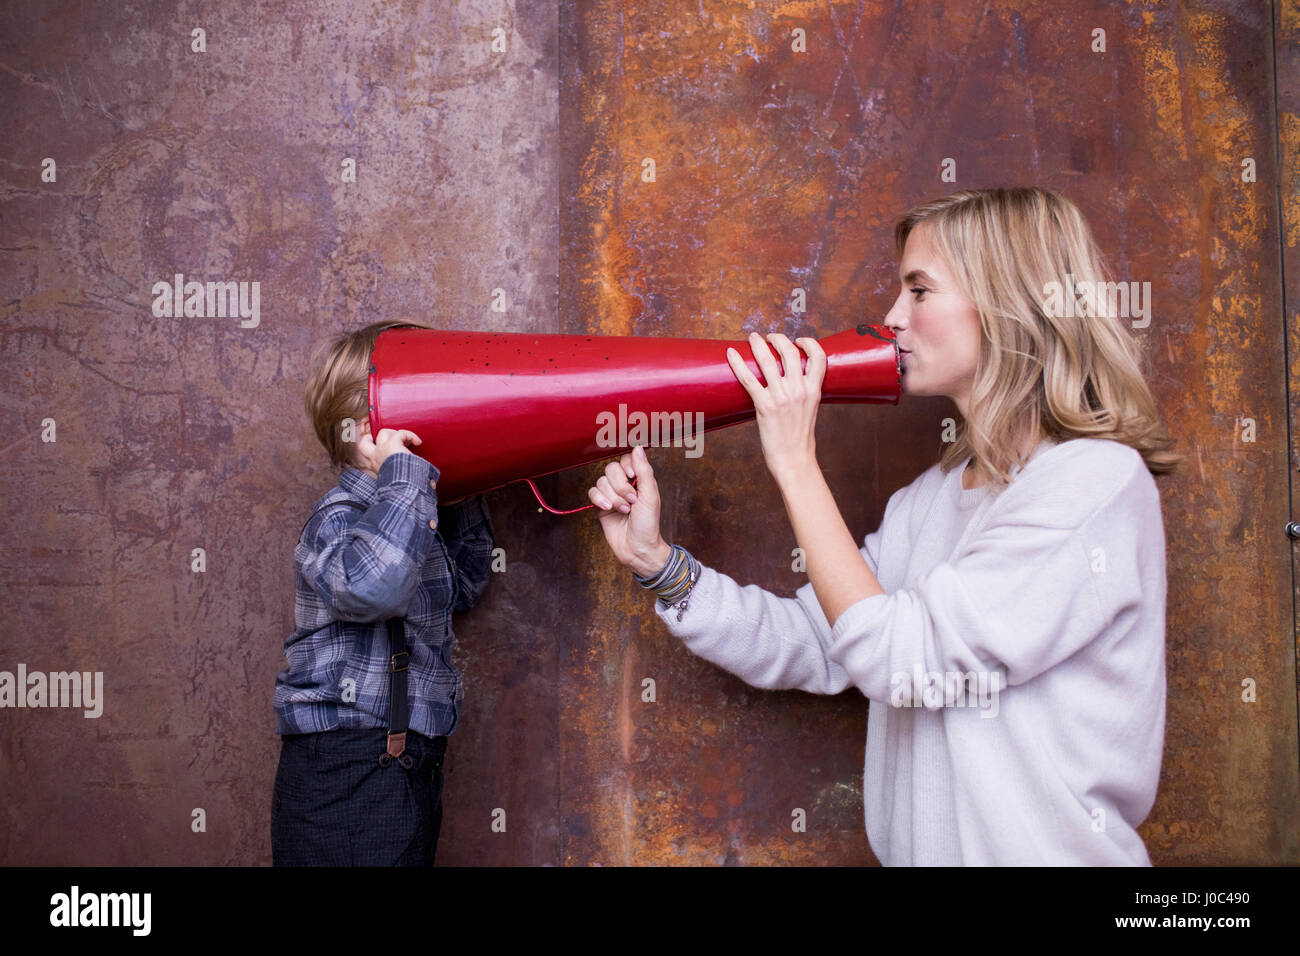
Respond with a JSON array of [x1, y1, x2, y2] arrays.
[[883, 299, 906, 332]]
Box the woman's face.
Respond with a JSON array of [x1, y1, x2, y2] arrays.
[[882, 223, 983, 418]]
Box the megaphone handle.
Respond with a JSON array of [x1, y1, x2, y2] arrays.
[[521, 475, 638, 515]]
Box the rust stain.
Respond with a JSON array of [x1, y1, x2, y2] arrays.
[[1282, 112, 1300, 249]]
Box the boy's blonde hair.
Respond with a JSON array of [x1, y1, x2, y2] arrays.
[[893, 187, 1181, 486], [305, 320, 432, 470]]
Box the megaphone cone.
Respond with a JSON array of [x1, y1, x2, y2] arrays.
[[368, 324, 900, 511]]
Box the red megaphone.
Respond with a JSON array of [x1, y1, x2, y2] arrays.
[[368, 324, 900, 512]]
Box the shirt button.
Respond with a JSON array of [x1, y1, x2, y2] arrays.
[[429, 519, 438, 530], [429, 479, 437, 490]]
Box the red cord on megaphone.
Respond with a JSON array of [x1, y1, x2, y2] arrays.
[[522, 475, 638, 515]]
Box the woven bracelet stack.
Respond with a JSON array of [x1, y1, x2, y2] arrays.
[[631, 543, 701, 619]]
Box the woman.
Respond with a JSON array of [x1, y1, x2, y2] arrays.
[[588, 187, 1180, 866]]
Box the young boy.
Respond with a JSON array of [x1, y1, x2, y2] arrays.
[[271, 320, 495, 866]]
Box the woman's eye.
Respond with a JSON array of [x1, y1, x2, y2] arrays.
[[910, 287, 927, 300]]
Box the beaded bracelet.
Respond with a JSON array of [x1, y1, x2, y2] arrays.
[[632, 543, 701, 618]]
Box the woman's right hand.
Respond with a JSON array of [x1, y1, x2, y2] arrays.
[[588, 444, 672, 577]]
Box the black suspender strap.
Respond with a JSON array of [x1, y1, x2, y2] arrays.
[[381, 617, 412, 768], [301, 498, 414, 769]]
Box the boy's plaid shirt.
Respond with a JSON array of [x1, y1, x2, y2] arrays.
[[273, 452, 495, 738]]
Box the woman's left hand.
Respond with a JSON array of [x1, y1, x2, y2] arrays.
[[726, 331, 827, 483]]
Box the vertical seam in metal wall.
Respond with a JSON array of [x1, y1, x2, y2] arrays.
[[554, 0, 564, 865], [1267, 0, 1300, 798]]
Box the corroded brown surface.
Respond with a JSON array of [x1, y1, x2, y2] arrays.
[[0, 0, 1295, 867], [0, 0, 561, 865], [1278, 0, 1300, 867], [558, 0, 1298, 865]]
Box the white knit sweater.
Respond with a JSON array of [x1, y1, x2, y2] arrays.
[[651, 437, 1167, 865]]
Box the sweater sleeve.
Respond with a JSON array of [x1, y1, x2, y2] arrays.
[[648, 494, 897, 696], [651, 564, 854, 695], [824, 448, 1152, 702]]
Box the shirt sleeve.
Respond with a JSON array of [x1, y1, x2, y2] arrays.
[[437, 494, 496, 613], [303, 453, 441, 622], [825, 452, 1149, 702]]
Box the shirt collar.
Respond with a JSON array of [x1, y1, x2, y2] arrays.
[[338, 466, 379, 506]]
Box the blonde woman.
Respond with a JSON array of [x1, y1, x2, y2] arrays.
[[589, 187, 1180, 866]]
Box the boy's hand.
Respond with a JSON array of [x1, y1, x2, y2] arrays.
[[357, 427, 423, 473]]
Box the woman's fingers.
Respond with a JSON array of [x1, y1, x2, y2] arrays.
[[794, 336, 827, 390], [619, 451, 636, 480], [766, 333, 805, 384], [730, 331, 813, 406], [748, 331, 787, 393], [595, 474, 631, 513], [726, 345, 762, 399], [588, 483, 614, 511], [590, 447, 659, 514], [592, 476, 620, 511], [627, 444, 657, 504], [604, 460, 637, 503]]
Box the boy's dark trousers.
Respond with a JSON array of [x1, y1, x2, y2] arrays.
[[271, 727, 448, 866]]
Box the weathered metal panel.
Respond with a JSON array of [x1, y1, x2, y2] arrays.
[[0, 0, 562, 865], [1276, 0, 1300, 867], [557, 0, 1298, 865], [0, 0, 1295, 867]]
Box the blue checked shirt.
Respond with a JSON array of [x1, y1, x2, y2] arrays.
[[274, 452, 494, 738]]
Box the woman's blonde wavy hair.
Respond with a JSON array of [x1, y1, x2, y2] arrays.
[[893, 187, 1181, 485], [305, 319, 433, 470]]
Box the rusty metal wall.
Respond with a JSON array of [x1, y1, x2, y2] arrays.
[[1280, 0, 1300, 870], [2, 0, 1297, 866], [558, 0, 1298, 865], [0, 0, 562, 865]]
